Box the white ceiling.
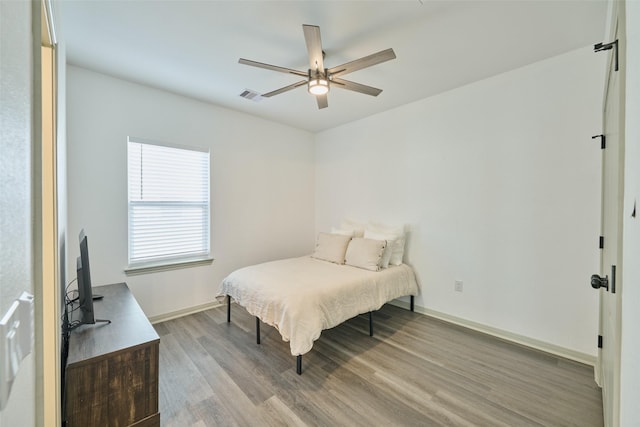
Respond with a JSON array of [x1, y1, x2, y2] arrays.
[[56, 0, 607, 133]]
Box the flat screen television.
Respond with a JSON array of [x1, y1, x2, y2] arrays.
[[76, 229, 109, 327]]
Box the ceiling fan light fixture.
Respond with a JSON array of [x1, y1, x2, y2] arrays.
[[308, 77, 329, 95]]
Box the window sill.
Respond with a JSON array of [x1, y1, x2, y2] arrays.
[[125, 257, 214, 276]]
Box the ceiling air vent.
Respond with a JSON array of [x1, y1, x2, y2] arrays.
[[239, 89, 264, 102]]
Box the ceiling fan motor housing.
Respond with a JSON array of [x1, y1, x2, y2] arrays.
[[308, 69, 329, 95]]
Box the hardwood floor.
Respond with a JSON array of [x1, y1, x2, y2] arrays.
[[154, 303, 603, 427]]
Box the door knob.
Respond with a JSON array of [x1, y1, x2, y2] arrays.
[[591, 274, 609, 291]]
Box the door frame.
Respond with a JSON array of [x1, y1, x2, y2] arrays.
[[597, 1, 626, 426], [40, 1, 61, 425]]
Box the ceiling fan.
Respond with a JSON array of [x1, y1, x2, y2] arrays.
[[239, 24, 396, 109]]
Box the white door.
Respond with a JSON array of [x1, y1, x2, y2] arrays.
[[596, 3, 625, 426]]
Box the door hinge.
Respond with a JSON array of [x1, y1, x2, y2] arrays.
[[599, 236, 604, 249], [598, 335, 603, 348], [594, 40, 619, 71], [592, 134, 606, 149]]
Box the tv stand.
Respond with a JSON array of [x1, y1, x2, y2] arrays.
[[64, 283, 160, 426]]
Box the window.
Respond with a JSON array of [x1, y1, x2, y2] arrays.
[[127, 137, 210, 269]]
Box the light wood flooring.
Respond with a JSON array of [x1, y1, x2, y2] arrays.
[[154, 303, 603, 426]]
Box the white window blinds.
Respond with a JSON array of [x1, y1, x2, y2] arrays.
[[127, 137, 210, 266]]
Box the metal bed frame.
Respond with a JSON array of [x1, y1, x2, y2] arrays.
[[225, 294, 415, 375]]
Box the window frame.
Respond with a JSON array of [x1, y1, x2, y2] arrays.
[[125, 136, 213, 274]]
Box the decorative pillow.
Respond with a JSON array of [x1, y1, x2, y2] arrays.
[[366, 222, 406, 266], [311, 232, 352, 264], [331, 227, 355, 237], [345, 238, 387, 271], [363, 230, 395, 268], [340, 218, 365, 238]]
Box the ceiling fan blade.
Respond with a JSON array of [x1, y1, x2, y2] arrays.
[[239, 58, 307, 78], [316, 94, 328, 109], [331, 78, 383, 97], [303, 24, 324, 72], [328, 48, 396, 77], [262, 80, 308, 98]]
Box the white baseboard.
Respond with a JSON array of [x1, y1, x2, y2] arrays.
[[148, 301, 222, 325], [389, 300, 596, 367]]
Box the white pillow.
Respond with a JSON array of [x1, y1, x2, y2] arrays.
[[363, 230, 394, 268], [389, 235, 406, 265], [340, 218, 365, 238], [345, 238, 386, 271], [311, 232, 352, 264], [366, 222, 406, 266], [330, 227, 355, 237]]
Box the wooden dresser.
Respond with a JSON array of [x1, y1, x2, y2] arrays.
[[65, 283, 160, 427]]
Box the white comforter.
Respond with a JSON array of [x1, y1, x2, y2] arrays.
[[217, 256, 419, 356]]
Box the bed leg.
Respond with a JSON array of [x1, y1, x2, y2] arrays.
[[256, 317, 261, 344], [296, 355, 302, 375], [410, 295, 415, 312], [369, 311, 373, 336], [227, 295, 231, 322]]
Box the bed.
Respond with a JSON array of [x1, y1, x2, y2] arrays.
[[217, 236, 419, 374]]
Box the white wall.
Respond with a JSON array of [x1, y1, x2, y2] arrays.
[[315, 47, 604, 358], [66, 66, 315, 318], [620, 0, 640, 424], [0, 0, 36, 424]]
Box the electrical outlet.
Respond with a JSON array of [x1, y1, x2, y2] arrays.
[[455, 280, 463, 292]]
